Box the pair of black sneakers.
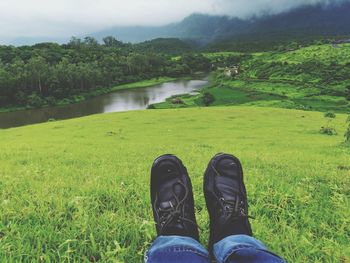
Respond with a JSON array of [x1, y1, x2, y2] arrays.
[[150, 153, 253, 253]]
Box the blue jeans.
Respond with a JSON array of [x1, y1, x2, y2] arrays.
[[145, 235, 286, 263]]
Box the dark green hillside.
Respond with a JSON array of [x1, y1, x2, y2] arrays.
[[134, 38, 196, 55]]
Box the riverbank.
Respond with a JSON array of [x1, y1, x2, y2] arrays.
[[0, 77, 209, 128], [151, 72, 350, 113], [0, 76, 179, 113]]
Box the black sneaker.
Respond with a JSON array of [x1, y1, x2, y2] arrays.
[[151, 154, 199, 241], [204, 153, 253, 251]]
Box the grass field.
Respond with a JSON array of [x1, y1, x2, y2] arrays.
[[156, 44, 350, 112], [0, 106, 349, 262]]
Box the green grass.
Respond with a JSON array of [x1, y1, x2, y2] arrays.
[[158, 44, 350, 112], [0, 106, 349, 262], [110, 77, 176, 91], [253, 43, 350, 65]]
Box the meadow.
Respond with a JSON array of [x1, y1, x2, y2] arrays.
[[0, 106, 349, 262]]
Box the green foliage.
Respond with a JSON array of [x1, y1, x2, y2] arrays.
[[0, 107, 349, 262], [27, 93, 45, 108], [320, 126, 337, 136], [180, 54, 211, 73], [345, 115, 350, 142], [170, 44, 350, 113], [0, 38, 211, 110], [134, 38, 195, 55], [324, 111, 336, 118], [320, 112, 338, 136], [202, 92, 215, 106], [344, 125, 350, 142]]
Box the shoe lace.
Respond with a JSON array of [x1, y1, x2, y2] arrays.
[[210, 162, 254, 222], [154, 181, 197, 235], [218, 195, 255, 223]]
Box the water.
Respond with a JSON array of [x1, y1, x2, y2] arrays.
[[0, 78, 208, 129]]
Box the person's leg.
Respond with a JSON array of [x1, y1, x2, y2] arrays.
[[145, 236, 209, 263], [214, 235, 285, 263], [146, 154, 210, 263], [203, 153, 285, 263]]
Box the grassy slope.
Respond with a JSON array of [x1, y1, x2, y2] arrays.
[[157, 44, 350, 112], [0, 106, 349, 262], [254, 43, 350, 65], [110, 77, 176, 91]]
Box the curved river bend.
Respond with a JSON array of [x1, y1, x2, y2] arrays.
[[0, 77, 208, 129]]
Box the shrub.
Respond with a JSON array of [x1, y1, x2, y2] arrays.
[[202, 92, 215, 106], [171, 98, 184, 105], [344, 126, 350, 142], [27, 93, 45, 108], [45, 96, 56, 106], [320, 112, 337, 136], [324, 111, 336, 118], [345, 115, 350, 142], [320, 126, 337, 136]]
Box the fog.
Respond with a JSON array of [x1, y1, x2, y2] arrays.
[[0, 0, 347, 41]]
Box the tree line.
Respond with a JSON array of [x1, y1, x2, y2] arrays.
[[0, 37, 211, 108]]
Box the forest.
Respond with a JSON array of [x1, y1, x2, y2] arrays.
[[0, 37, 211, 109]]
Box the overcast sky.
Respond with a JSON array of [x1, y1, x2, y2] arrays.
[[0, 0, 346, 41]]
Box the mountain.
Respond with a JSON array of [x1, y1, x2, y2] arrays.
[[91, 1, 350, 44], [5, 1, 350, 47], [133, 38, 197, 55]]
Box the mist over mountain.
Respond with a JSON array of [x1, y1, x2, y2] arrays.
[[91, 1, 350, 44], [4, 0, 350, 46]]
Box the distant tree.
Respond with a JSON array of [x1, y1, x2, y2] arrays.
[[68, 37, 82, 48], [181, 54, 211, 73], [203, 92, 215, 106], [103, 36, 123, 47], [27, 93, 44, 107], [27, 56, 48, 95], [83, 37, 99, 48]]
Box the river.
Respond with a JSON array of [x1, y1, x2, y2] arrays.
[[0, 77, 208, 129]]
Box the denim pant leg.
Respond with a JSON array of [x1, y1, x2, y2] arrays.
[[145, 236, 210, 263], [213, 235, 286, 263]]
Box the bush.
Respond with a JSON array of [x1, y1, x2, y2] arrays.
[[320, 126, 337, 136], [202, 92, 215, 106], [344, 126, 350, 142], [27, 93, 45, 108], [345, 115, 350, 142], [324, 111, 336, 118], [45, 96, 56, 106], [171, 98, 184, 105]]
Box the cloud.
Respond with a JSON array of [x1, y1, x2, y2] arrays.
[[212, 0, 348, 17], [0, 0, 347, 40]]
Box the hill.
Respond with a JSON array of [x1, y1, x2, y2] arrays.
[[0, 106, 349, 262], [133, 38, 197, 55], [154, 44, 350, 112]]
